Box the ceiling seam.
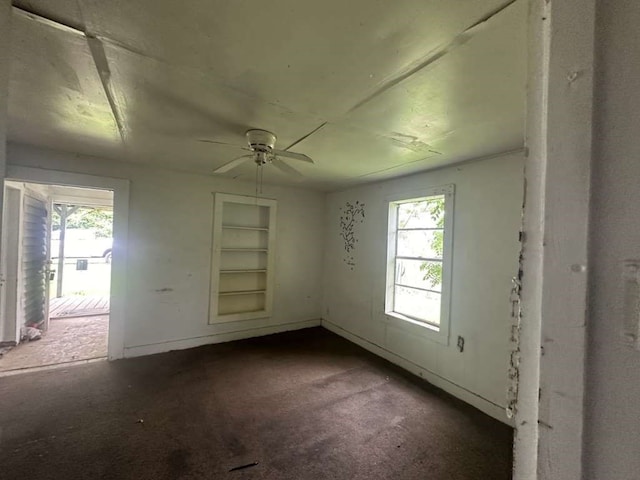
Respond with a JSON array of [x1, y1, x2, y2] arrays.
[[75, 0, 128, 146], [12, 5, 326, 134], [346, 0, 523, 115], [283, 122, 328, 151], [85, 35, 128, 145], [350, 146, 524, 181], [12, 5, 128, 145], [11, 6, 83, 36], [12, 6, 83, 35]]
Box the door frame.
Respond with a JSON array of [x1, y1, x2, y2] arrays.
[[0, 184, 24, 344], [5, 166, 130, 360]]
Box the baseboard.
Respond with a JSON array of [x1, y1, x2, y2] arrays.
[[321, 319, 512, 426], [123, 318, 321, 358]]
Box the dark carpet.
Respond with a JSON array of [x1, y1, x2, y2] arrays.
[[0, 327, 513, 479]]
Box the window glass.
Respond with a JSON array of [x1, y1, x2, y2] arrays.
[[394, 286, 441, 325], [397, 197, 445, 229], [397, 230, 443, 259], [395, 259, 442, 292]]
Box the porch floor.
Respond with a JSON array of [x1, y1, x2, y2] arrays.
[[49, 295, 110, 318], [0, 316, 108, 372]]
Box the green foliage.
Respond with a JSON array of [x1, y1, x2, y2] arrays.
[[52, 206, 113, 238], [421, 259, 442, 288], [409, 196, 445, 288]]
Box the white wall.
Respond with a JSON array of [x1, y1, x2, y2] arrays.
[[322, 152, 524, 421], [585, 0, 640, 478], [7, 143, 326, 356]]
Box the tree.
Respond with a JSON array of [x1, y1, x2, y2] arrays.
[[52, 206, 113, 238], [398, 196, 445, 288], [420, 197, 444, 288]]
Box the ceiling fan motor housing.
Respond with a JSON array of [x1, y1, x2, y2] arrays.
[[246, 129, 277, 153]]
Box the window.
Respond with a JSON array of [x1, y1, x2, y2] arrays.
[[385, 185, 454, 339]]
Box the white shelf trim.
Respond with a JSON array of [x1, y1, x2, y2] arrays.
[[219, 269, 267, 274], [218, 289, 267, 297], [221, 225, 269, 231]]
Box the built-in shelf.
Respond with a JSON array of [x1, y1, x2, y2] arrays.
[[210, 194, 277, 324], [221, 225, 269, 231], [220, 248, 268, 252], [218, 289, 266, 296], [220, 269, 267, 274]]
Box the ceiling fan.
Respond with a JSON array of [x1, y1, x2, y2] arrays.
[[200, 129, 314, 177]]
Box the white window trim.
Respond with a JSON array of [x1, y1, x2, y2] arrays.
[[384, 184, 454, 345]]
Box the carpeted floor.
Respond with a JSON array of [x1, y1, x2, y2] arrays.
[[0, 327, 512, 479]]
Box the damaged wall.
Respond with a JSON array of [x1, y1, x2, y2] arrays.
[[7, 142, 325, 357], [321, 151, 524, 422]]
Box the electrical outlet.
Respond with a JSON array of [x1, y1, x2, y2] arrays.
[[457, 336, 465, 353]]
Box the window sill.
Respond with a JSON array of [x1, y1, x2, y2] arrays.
[[384, 311, 449, 346]]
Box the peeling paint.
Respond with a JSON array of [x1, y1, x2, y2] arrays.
[[506, 265, 523, 418]]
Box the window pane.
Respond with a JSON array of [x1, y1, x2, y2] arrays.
[[397, 196, 445, 229], [396, 259, 442, 292], [394, 286, 441, 325], [397, 230, 443, 259]]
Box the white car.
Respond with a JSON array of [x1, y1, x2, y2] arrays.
[[50, 228, 112, 262]]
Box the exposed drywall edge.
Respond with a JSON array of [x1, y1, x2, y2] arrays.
[[322, 319, 513, 426], [123, 318, 321, 358]]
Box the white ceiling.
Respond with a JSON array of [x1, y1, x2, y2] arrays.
[[8, 0, 526, 191]]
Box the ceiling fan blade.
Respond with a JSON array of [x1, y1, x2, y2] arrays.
[[198, 138, 251, 150], [271, 158, 304, 177], [198, 138, 234, 146], [271, 149, 314, 164], [213, 155, 254, 174]]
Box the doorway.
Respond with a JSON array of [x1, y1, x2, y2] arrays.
[[0, 182, 114, 372]]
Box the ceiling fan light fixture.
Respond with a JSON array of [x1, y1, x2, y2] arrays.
[[246, 129, 277, 152]]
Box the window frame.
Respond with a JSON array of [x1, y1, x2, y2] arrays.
[[384, 185, 454, 345]]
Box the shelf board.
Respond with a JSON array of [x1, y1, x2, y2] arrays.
[[221, 248, 268, 252], [218, 289, 266, 297], [221, 225, 269, 231], [220, 269, 267, 274]]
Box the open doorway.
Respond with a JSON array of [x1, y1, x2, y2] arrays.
[[0, 182, 114, 372]]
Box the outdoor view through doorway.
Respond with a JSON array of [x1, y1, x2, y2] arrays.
[[0, 183, 113, 373]]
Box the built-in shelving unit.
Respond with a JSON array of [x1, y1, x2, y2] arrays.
[[209, 193, 277, 324]]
